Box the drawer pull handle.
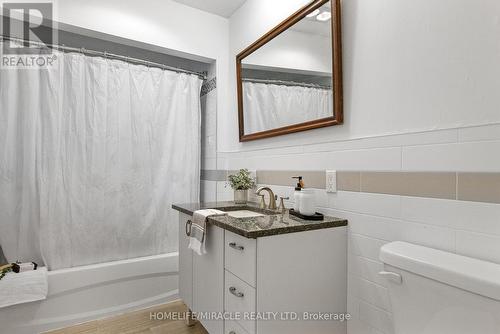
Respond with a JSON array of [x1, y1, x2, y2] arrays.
[[185, 220, 192, 237], [229, 242, 244, 251], [229, 286, 244, 298]]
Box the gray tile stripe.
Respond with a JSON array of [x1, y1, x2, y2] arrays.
[[201, 169, 228, 181], [202, 169, 500, 204]]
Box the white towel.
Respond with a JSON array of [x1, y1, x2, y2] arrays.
[[188, 209, 226, 256], [0, 267, 48, 309]]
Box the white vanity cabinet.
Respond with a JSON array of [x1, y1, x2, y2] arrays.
[[178, 212, 347, 334], [179, 213, 225, 334]]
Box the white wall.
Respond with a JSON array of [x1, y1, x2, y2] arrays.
[[224, 1, 500, 333], [56, 0, 227, 60], [223, 0, 500, 154]]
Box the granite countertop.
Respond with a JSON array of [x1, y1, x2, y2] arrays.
[[172, 201, 348, 239]]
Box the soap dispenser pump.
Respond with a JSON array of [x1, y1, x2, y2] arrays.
[[292, 176, 303, 212]]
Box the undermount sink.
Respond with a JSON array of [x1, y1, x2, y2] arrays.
[[226, 210, 265, 219]]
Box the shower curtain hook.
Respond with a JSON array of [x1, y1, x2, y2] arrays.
[[80, 47, 85, 56]]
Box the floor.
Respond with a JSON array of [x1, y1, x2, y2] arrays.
[[45, 300, 208, 334]]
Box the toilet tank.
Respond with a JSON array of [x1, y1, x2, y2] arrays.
[[379, 242, 500, 334]]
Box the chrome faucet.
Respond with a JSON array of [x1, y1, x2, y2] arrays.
[[256, 186, 277, 210]]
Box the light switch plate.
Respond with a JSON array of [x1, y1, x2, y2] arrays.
[[326, 170, 337, 193]]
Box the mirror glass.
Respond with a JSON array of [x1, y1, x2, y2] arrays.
[[238, 0, 341, 141]]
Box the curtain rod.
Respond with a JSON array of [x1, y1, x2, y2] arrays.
[[242, 78, 331, 90], [1, 36, 207, 80]]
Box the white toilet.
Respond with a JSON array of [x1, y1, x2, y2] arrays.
[[379, 241, 500, 334]]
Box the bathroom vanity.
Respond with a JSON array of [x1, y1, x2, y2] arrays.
[[172, 202, 348, 334]]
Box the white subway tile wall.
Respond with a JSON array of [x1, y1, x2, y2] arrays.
[[402, 141, 500, 172], [201, 180, 217, 202], [214, 123, 500, 334], [200, 72, 217, 203], [458, 123, 500, 142], [456, 231, 500, 265]]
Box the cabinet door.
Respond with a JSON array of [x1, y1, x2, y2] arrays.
[[256, 227, 347, 334], [178, 213, 193, 309], [193, 223, 225, 334]]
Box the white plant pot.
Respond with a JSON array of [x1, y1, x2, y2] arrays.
[[234, 189, 248, 204]]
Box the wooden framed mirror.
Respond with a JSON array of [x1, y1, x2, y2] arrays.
[[236, 0, 343, 142]]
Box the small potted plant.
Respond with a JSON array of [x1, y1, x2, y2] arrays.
[[228, 169, 255, 204]]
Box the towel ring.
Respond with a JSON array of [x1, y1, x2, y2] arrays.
[[185, 220, 192, 237]]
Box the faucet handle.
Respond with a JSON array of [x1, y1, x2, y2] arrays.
[[258, 194, 266, 209], [278, 196, 290, 212]]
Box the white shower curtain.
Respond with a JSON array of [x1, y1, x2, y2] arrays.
[[0, 45, 201, 270], [243, 81, 333, 134]]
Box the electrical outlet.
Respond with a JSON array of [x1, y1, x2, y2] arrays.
[[326, 170, 337, 193]]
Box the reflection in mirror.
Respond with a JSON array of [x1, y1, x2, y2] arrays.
[[237, 0, 342, 141]]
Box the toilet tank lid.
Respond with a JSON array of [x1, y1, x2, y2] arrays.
[[380, 241, 500, 301]]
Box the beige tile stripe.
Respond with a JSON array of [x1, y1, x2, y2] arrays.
[[256, 170, 326, 189], [256, 170, 500, 204], [360, 172, 457, 200], [337, 171, 361, 192], [457, 173, 500, 203], [360, 172, 500, 204], [202, 169, 500, 204]]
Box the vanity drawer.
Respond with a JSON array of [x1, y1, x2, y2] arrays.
[[225, 319, 250, 334], [225, 230, 256, 287], [225, 270, 256, 334]]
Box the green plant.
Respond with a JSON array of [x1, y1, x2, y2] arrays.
[[228, 169, 255, 190], [0, 266, 12, 281]]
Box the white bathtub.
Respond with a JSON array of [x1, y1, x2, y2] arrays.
[[0, 253, 179, 334]]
